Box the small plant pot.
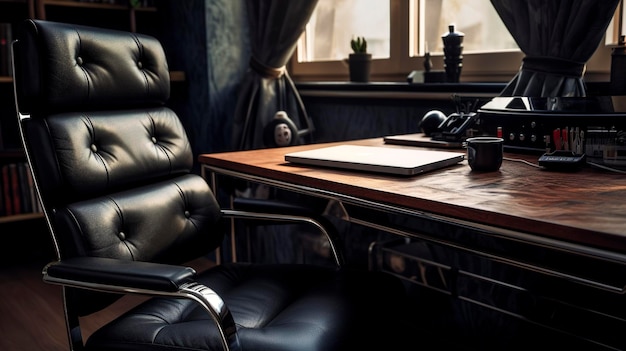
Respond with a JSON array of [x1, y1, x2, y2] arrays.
[[348, 53, 372, 82]]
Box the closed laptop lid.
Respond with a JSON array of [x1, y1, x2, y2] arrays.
[[384, 133, 463, 148], [284, 144, 465, 176]]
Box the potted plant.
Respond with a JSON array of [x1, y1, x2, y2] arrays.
[[348, 36, 372, 82]]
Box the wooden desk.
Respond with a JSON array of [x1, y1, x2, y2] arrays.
[[199, 137, 626, 350], [200, 137, 626, 254]]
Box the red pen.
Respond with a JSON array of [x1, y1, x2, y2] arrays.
[[553, 129, 561, 150], [561, 128, 569, 151]]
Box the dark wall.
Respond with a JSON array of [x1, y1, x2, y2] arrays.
[[299, 82, 505, 144], [303, 96, 458, 143], [157, 0, 250, 171]]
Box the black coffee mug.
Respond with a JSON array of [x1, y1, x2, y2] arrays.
[[466, 137, 503, 172]]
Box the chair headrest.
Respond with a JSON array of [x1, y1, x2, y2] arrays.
[[13, 19, 170, 116]]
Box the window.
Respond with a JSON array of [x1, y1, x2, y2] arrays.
[[302, 0, 391, 61], [606, 0, 625, 45], [421, 0, 517, 54], [290, 0, 614, 83]]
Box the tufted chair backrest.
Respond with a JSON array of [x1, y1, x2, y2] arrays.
[[13, 20, 224, 315]]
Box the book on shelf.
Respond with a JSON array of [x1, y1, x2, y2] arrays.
[[16, 161, 32, 213], [0, 164, 3, 216], [9, 163, 20, 215], [1, 162, 40, 217], [0, 22, 17, 151], [0, 22, 12, 77]]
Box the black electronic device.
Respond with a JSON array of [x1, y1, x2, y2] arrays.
[[476, 97, 626, 160], [538, 151, 586, 171], [430, 112, 478, 143]]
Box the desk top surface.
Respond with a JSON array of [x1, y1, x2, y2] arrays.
[[199, 138, 626, 254]]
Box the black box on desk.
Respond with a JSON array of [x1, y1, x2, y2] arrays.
[[475, 97, 626, 164]]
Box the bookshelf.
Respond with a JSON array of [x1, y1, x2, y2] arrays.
[[1, 2, 38, 227], [0, 150, 44, 223], [36, 0, 157, 33], [0, 212, 42, 224]]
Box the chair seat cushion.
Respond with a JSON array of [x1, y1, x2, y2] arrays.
[[85, 262, 407, 351]]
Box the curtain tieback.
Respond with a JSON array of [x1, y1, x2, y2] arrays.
[[249, 56, 285, 79], [521, 56, 586, 78]]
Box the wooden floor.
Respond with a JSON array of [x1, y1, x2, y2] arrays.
[[0, 257, 214, 351]]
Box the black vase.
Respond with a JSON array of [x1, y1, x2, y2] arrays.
[[349, 53, 372, 82], [442, 24, 464, 83]]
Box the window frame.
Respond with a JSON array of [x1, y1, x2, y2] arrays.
[[289, 0, 613, 83]]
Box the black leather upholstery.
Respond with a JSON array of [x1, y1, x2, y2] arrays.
[[13, 20, 408, 351]]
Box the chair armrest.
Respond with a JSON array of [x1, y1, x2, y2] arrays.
[[43, 256, 196, 292], [221, 205, 345, 267], [43, 257, 241, 351]]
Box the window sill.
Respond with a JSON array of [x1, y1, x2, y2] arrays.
[[295, 81, 507, 100], [295, 81, 614, 99]]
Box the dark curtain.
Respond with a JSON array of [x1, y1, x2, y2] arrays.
[[227, 0, 324, 265], [232, 0, 318, 150], [491, 0, 620, 97]]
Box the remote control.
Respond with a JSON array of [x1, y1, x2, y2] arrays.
[[538, 151, 586, 171]]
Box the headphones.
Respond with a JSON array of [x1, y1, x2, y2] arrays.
[[262, 111, 301, 147]]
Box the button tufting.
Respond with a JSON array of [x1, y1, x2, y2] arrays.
[[137, 61, 143, 69], [118, 232, 126, 240], [76, 57, 83, 65], [90, 144, 98, 152], [184, 210, 191, 218], [151, 136, 157, 144]]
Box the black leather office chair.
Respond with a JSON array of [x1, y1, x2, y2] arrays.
[[11, 19, 409, 351]]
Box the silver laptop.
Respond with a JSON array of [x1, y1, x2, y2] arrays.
[[284, 144, 465, 176]]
